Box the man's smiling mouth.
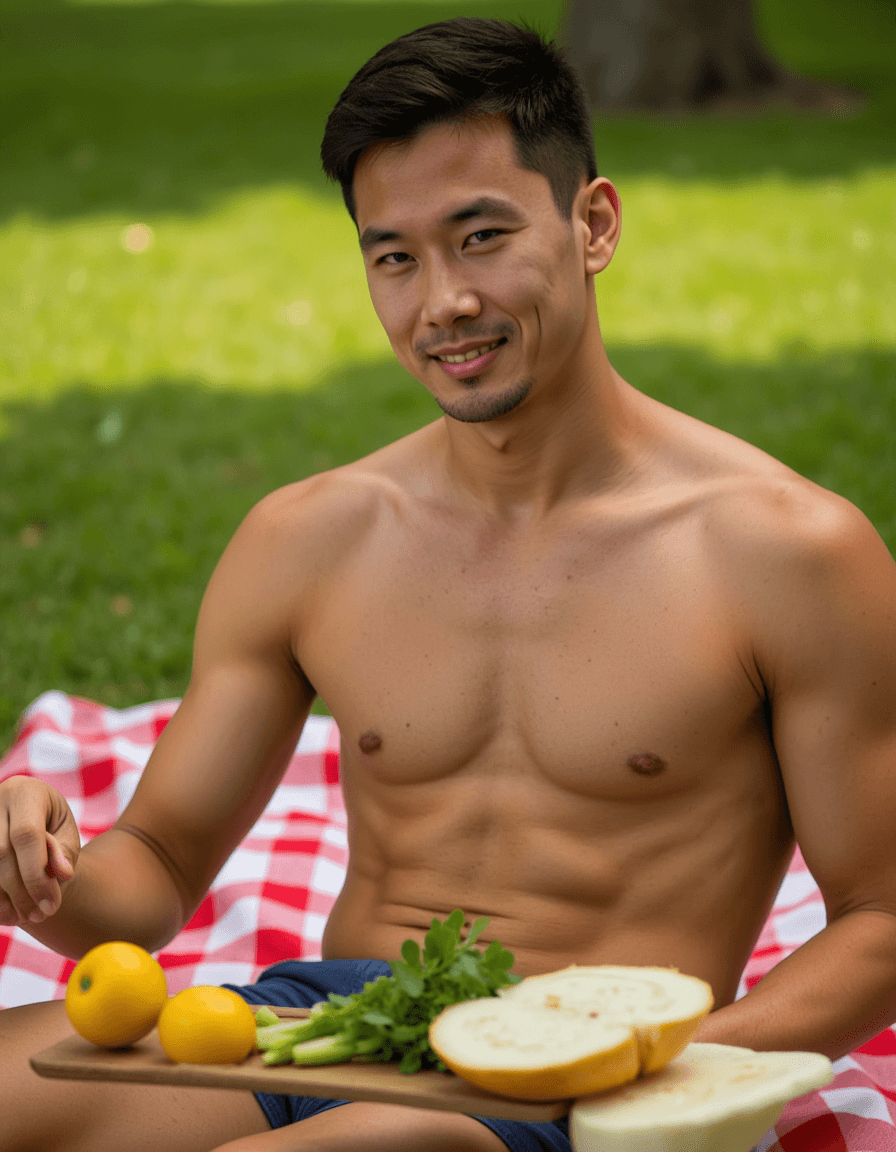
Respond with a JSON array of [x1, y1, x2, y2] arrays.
[[434, 339, 506, 363]]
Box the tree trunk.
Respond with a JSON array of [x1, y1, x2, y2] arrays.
[[561, 0, 858, 112]]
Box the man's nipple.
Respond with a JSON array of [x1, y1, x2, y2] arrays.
[[627, 752, 666, 776], [359, 730, 383, 754]]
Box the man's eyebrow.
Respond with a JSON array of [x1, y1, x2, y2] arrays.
[[359, 226, 402, 253], [359, 197, 524, 253], [442, 197, 524, 227]]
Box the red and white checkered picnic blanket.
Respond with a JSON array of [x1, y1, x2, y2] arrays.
[[2, 692, 895, 1151]]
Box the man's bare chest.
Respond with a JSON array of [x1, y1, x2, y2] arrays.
[[297, 504, 768, 804]]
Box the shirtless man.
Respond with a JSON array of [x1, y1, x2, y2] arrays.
[[3, 17, 896, 1152]]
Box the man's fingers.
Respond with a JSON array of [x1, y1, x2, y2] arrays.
[[7, 823, 56, 920], [37, 833, 75, 917], [0, 829, 38, 922], [0, 809, 29, 921], [0, 888, 22, 927], [45, 833, 74, 881], [0, 779, 74, 922]]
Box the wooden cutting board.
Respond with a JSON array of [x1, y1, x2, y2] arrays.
[[30, 1008, 569, 1123]]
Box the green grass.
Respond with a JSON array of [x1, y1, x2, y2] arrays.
[[1, 0, 895, 750], [0, 367, 440, 734]]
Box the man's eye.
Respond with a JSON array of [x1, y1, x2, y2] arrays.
[[380, 251, 413, 266], [469, 229, 501, 244]]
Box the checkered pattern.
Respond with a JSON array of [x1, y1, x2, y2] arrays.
[[2, 692, 895, 1151], [0, 691, 345, 1003]]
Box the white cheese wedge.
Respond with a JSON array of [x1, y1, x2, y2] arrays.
[[570, 1041, 833, 1152]]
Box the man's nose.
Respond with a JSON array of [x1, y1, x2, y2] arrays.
[[420, 261, 481, 327]]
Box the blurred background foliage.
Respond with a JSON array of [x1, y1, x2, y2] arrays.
[[1, 0, 895, 750]]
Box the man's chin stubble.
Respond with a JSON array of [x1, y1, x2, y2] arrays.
[[434, 376, 535, 424]]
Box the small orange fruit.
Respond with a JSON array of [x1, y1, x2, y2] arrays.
[[157, 986, 256, 1064], [66, 941, 168, 1048]]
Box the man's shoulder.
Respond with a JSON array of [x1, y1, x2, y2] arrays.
[[663, 414, 893, 642], [237, 432, 424, 561], [658, 402, 877, 568], [700, 439, 877, 574], [664, 414, 895, 687]]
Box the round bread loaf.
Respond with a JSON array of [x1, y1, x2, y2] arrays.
[[429, 964, 714, 1100]]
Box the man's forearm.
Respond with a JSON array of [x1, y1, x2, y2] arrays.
[[20, 827, 189, 960], [692, 907, 896, 1061]]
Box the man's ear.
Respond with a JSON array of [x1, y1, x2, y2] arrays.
[[579, 177, 621, 275]]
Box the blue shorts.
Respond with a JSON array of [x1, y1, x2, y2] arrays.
[[225, 958, 571, 1152]]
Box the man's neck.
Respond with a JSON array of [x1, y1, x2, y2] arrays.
[[436, 341, 647, 523]]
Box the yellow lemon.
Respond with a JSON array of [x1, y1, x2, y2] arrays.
[[157, 986, 257, 1064], [66, 941, 168, 1048]]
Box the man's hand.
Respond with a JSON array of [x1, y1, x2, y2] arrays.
[[0, 775, 78, 927]]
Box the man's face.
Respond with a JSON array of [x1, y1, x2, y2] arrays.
[[353, 118, 597, 423]]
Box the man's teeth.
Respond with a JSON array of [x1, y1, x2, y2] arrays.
[[439, 341, 502, 364]]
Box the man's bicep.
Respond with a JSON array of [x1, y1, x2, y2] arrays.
[[126, 661, 313, 908], [765, 503, 896, 920]]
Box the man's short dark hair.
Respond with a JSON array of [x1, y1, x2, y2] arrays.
[[320, 18, 597, 222]]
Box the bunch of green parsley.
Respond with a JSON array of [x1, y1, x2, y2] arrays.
[[255, 910, 520, 1074]]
